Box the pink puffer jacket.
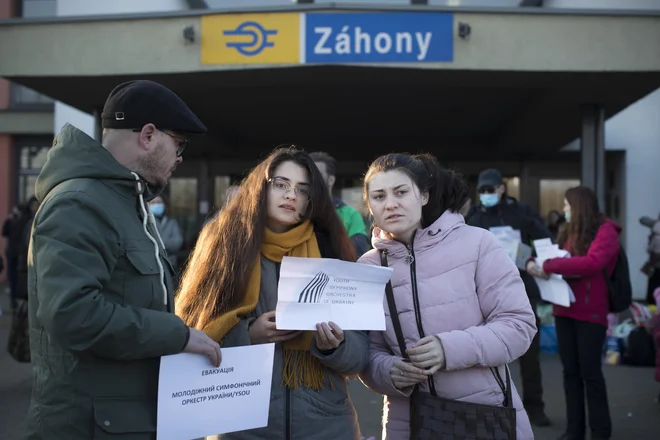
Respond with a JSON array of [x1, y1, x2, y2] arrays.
[[358, 211, 536, 440]]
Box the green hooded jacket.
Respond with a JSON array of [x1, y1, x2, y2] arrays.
[[26, 124, 189, 440]]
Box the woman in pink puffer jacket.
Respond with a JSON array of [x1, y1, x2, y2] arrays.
[[357, 153, 537, 440]]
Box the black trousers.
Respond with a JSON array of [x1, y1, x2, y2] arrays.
[[555, 316, 612, 438], [519, 298, 545, 412]]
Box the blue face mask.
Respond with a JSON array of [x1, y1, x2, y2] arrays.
[[150, 203, 165, 217], [480, 193, 499, 208], [564, 210, 571, 223]]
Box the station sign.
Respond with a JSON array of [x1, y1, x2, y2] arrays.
[[201, 11, 454, 65], [201, 13, 300, 65], [303, 12, 453, 64]]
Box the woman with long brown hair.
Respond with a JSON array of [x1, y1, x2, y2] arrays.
[[175, 146, 369, 440], [527, 186, 618, 440]]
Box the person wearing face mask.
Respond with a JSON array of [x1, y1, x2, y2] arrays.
[[526, 186, 618, 440], [467, 168, 553, 428], [357, 153, 536, 440], [148, 195, 183, 270]]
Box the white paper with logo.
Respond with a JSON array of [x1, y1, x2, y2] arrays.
[[275, 256, 393, 331], [157, 344, 275, 440]]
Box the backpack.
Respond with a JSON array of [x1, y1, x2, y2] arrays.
[[603, 244, 633, 313], [624, 326, 656, 366]]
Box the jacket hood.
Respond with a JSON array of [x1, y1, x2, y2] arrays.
[[35, 124, 160, 202], [604, 218, 623, 234], [371, 210, 465, 259]]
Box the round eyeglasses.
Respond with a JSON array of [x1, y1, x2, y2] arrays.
[[268, 178, 310, 199]]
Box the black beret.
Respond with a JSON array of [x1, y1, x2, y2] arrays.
[[101, 80, 207, 135]]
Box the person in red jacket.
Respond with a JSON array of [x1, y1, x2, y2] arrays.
[[527, 186, 617, 440]]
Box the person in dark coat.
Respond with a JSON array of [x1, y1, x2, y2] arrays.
[[15, 198, 40, 301], [25, 80, 221, 440], [6, 198, 39, 309], [467, 168, 552, 427]]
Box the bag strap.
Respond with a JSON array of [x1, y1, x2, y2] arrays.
[[490, 365, 513, 408], [380, 250, 410, 361], [380, 250, 512, 407]]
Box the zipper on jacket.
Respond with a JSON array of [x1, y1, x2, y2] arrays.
[[285, 386, 291, 439], [407, 234, 438, 396], [585, 279, 591, 304]]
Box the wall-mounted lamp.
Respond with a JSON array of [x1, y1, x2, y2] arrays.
[[458, 22, 471, 39], [183, 26, 195, 44]]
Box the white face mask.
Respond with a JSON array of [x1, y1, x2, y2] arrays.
[[564, 210, 571, 223], [479, 193, 499, 208], [150, 203, 165, 217]]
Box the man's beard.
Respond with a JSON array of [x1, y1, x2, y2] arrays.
[[135, 143, 167, 189]]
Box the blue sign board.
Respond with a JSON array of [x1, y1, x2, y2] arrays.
[[304, 12, 454, 64]]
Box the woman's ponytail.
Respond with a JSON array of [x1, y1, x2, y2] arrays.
[[414, 153, 468, 226]]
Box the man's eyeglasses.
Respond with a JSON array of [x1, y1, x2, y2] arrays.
[[132, 127, 188, 157], [160, 130, 188, 157], [269, 178, 310, 199]]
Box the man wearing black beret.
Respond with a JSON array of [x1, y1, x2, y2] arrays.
[[25, 80, 221, 440]]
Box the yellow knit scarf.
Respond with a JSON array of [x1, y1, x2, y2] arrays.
[[202, 220, 328, 391]]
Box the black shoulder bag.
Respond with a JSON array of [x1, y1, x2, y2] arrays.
[[380, 250, 517, 440]]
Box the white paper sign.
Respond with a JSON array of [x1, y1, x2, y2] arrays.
[[157, 344, 275, 440], [534, 276, 573, 307], [275, 257, 393, 331], [531, 238, 575, 306]]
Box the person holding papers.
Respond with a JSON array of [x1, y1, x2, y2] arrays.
[[357, 153, 537, 440], [176, 146, 370, 440], [526, 186, 618, 440], [467, 168, 553, 427], [24, 81, 221, 440]]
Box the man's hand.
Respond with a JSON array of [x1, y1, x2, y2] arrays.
[[248, 311, 302, 345], [390, 359, 427, 389], [314, 321, 345, 351], [183, 328, 222, 367], [407, 335, 446, 375]]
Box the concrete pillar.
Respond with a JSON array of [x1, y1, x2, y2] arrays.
[[580, 104, 606, 211]]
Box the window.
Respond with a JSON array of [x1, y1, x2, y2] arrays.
[[214, 175, 232, 210], [503, 177, 520, 201], [166, 177, 199, 249], [539, 179, 580, 217], [16, 138, 52, 204], [10, 83, 54, 108]]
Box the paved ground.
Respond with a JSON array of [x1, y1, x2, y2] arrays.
[[1, 286, 658, 439]]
